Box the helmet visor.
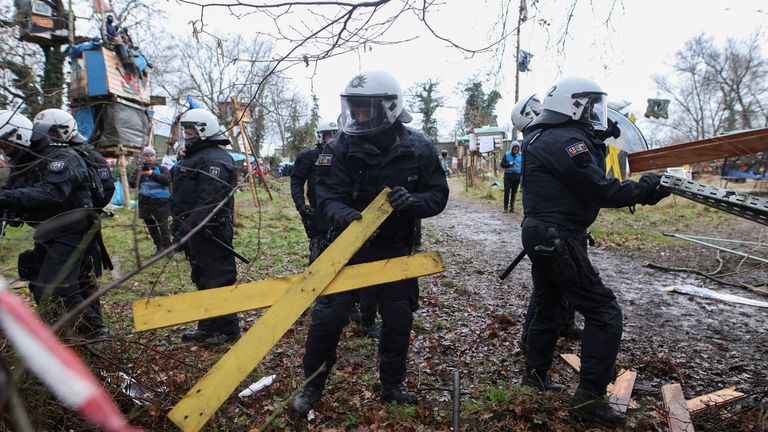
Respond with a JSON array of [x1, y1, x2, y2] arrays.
[[339, 96, 398, 135], [576, 93, 608, 131]]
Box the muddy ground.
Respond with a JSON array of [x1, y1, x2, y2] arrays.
[[414, 183, 768, 430], [7, 181, 767, 431]]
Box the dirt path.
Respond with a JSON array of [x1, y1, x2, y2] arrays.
[[415, 183, 768, 429]]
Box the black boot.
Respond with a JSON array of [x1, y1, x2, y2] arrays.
[[571, 387, 627, 427], [560, 323, 584, 340], [381, 383, 418, 405], [360, 322, 381, 339], [520, 369, 565, 391], [291, 384, 323, 418], [180, 329, 212, 343], [202, 332, 240, 348]]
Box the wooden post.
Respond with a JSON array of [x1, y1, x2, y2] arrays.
[[229, 98, 259, 207], [231, 97, 272, 201]]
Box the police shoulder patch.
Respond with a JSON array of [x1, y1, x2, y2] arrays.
[[48, 160, 66, 172], [317, 154, 332, 166], [209, 166, 221, 177], [565, 142, 589, 157], [98, 167, 110, 179]]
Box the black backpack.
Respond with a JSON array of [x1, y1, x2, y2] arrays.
[[74, 147, 107, 208]]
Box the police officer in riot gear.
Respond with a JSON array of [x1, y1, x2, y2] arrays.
[[0, 109, 104, 335], [519, 77, 669, 426], [291, 70, 449, 417], [33, 109, 116, 338], [172, 108, 240, 348], [510, 95, 583, 346], [291, 119, 339, 260]]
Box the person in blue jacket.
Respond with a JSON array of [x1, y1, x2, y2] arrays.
[[500, 142, 522, 212], [130, 146, 171, 254]]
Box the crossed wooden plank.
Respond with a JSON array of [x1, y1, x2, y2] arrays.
[[131, 189, 445, 431]]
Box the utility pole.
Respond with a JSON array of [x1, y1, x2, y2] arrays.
[[513, 0, 526, 140]]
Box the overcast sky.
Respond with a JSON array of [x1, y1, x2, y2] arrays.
[[154, 0, 766, 155]]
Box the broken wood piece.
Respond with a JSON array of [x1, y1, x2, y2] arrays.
[[662, 383, 695, 432], [133, 252, 445, 331], [608, 370, 637, 413], [558, 354, 639, 409], [560, 353, 581, 372], [686, 386, 745, 414]]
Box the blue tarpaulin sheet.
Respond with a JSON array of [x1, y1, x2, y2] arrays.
[[68, 41, 104, 59], [72, 107, 95, 140], [228, 151, 255, 163]]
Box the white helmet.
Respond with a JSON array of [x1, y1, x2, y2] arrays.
[[179, 108, 223, 141], [0, 110, 34, 148], [510, 94, 542, 131], [33, 108, 78, 143], [339, 70, 412, 136], [316, 120, 339, 144], [534, 77, 608, 131]]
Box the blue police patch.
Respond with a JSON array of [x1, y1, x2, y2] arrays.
[[98, 168, 110, 179], [565, 142, 589, 157], [209, 166, 221, 177], [317, 155, 332, 166], [48, 160, 66, 172]]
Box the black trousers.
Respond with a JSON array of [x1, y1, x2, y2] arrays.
[[522, 224, 622, 396], [28, 233, 105, 330], [521, 292, 576, 344], [185, 223, 240, 336], [144, 216, 171, 250], [302, 244, 418, 389], [503, 173, 521, 210]]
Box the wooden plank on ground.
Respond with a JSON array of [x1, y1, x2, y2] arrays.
[[559, 354, 639, 409], [168, 189, 393, 432], [628, 128, 768, 173], [133, 252, 444, 331], [608, 370, 637, 413], [662, 383, 695, 432], [686, 387, 745, 414], [560, 353, 581, 372]]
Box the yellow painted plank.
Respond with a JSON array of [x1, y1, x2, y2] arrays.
[[168, 188, 393, 432], [133, 252, 444, 331], [686, 387, 744, 414], [608, 370, 637, 413], [662, 383, 695, 432]]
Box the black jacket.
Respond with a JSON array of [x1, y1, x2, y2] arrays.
[[171, 140, 236, 236], [74, 145, 115, 208], [316, 124, 449, 246], [1, 138, 92, 224], [521, 121, 653, 230], [291, 145, 323, 210]]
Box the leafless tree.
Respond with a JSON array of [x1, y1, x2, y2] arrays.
[[651, 32, 768, 143]]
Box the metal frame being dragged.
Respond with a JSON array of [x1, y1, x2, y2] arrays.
[[663, 233, 768, 265], [660, 175, 768, 226]]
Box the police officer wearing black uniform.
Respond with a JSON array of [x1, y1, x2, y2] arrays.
[[290, 120, 338, 261], [291, 70, 449, 417], [518, 77, 669, 426], [510, 95, 583, 346], [0, 109, 103, 334], [32, 109, 116, 338], [171, 108, 240, 348]]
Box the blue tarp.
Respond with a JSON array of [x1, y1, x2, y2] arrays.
[[72, 107, 95, 140], [68, 41, 104, 59], [110, 179, 125, 206], [228, 151, 255, 163]]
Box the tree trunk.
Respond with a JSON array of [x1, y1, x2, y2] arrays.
[[42, 44, 66, 109]]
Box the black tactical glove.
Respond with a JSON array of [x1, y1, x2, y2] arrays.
[[336, 210, 362, 230], [637, 172, 671, 205], [387, 186, 414, 212], [597, 119, 621, 141], [298, 204, 314, 219]]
